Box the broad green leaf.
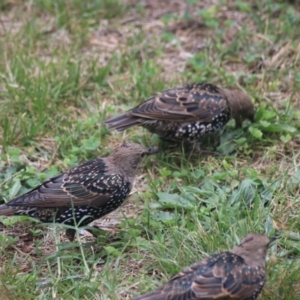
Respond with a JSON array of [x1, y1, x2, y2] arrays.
[[9, 179, 21, 199], [157, 192, 194, 209], [104, 246, 122, 257], [249, 127, 263, 139]]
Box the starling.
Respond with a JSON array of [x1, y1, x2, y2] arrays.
[[103, 83, 254, 146], [0, 142, 158, 241], [134, 233, 275, 300]]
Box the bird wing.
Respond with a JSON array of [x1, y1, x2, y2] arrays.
[[6, 158, 126, 208], [135, 258, 225, 300], [134, 253, 265, 300], [186, 260, 227, 299], [220, 266, 265, 299], [129, 83, 228, 123], [133, 266, 203, 300], [134, 253, 242, 300], [191, 261, 265, 299]]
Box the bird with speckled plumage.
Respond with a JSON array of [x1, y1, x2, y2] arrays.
[[0, 142, 158, 241], [133, 233, 275, 300], [103, 83, 254, 148]]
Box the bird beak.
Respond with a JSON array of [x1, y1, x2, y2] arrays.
[[147, 147, 159, 155]]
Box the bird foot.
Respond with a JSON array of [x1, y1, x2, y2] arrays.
[[158, 138, 224, 157], [183, 143, 225, 157]]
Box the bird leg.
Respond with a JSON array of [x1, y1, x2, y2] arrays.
[[158, 136, 225, 157], [182, 140, 225, 157]]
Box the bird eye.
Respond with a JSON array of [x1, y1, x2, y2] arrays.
[[241, 237, 254, 245]]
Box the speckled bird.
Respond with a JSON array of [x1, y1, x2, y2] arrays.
[[134, 233, 275, 300], [0, 143, 158, 241], [103, 83, 254, 145]]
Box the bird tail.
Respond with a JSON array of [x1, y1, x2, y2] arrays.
[[133, 291, 165, 300], [0, 204, 18, 216], [102, 114, 142, 132]]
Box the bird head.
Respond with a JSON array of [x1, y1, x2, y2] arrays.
[[231, 233, 276, 266], [108, 142, 158, 174], [239, 233, 275, 250], [226, 90, 255, 125]]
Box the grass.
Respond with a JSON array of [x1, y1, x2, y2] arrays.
[[0, 0, 300, 299]]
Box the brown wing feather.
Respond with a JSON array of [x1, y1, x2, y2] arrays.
[[221, 266, 265, 299], [178, 260, 227, 299], [103, 83, 229, 131], [5, 175, 111, 208], [191, 262, 265, 299], [128, 83, 228, 122], [135, 253, 263, 300], [6, 158, 123, 208]]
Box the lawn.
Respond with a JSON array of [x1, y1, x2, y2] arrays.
[[0, 0, 300, 299]]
